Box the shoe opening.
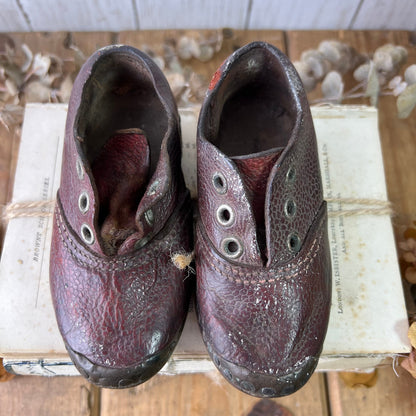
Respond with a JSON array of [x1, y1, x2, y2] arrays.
[[75, 52, 168, 255], [205, 45, 299, 261]]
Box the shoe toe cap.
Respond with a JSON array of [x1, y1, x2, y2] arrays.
[[211, 350, 318, 398], [66, 340, 177, 388]]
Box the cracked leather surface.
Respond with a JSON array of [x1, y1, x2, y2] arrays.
[[50, 45, 192, 380], [196, 42, 332, 397]]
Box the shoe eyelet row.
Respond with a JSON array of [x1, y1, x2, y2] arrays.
[[212, 172, 244, 259], [76, 160, 94, 245], [285, 165, 301, 253]]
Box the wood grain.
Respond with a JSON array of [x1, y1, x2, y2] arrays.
[[0, 375, 99, 416], [0, 0, 30, 32], [248, 0, 361, 30], [19, 0, 136, 31], [135, 0, 250, 30], [328, 365, 416, 416], [351, 0, 416, 30], [100, 372, 328, 416]]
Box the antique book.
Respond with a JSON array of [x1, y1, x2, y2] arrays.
[[0, 103, 410, 376]]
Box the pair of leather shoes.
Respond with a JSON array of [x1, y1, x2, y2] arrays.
[[50, 42, 331, 396]]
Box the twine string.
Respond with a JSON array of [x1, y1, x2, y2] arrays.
[[2, 200, 55, 220], [1, 197, 394, 270], [326, 197, 394, 217]]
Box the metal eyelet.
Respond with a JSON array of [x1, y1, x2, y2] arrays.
[[287, 232, 301, 253], [76, 158, 84, 180], [212, 172, 227, 194], [147, 180, 160, 196], [144, 209, 154, 226], [222, 237, 243, 259], [284, 199, 296, 218], [81, 223, 94, 245], [286, 165, 296, 184], [216, 204, 235, 227], [78, 192, 90, 214]]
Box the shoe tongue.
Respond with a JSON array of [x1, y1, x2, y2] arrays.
[[232, 149, 282, 258], [92, 128, 150, 255]]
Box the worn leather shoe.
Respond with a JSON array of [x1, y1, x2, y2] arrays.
[[196, 42, 331, 397], [50, 45, 193, 388]]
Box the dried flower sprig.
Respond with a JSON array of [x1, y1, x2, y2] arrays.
[[294, 40, 416, 118]]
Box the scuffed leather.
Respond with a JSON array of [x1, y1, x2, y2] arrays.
[[196, 203, 330, 374], [196, 42, 332, 397], [51, 195, 192, 368], [50, 45, 192, 382]]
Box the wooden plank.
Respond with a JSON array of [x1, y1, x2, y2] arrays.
[[18, 0, 137, 31], [135, 0, 250, 29], [351, 0, 416, 30], [101, 372, 328, 416], [328, 365, 416, 416], [248, 0, 361, 30], [0, 0, 30, 32], [0, 375, 99, 416]]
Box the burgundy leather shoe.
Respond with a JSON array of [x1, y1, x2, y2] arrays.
[[50, 45, 193, 388], [196, 42, 331, 397]]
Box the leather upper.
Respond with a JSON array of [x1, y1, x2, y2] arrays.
[[50, 45, 192, 370], [196, 42, 331, 379]]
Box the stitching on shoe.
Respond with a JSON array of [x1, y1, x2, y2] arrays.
[[55, 198, 189, 272], [198, 224, 323, 285]]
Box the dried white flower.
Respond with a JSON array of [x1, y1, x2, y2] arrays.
[[405, 64, 416, 85], [353, 63, 371, 82], [321, 71, 344, 102], [177, 36, 200, 60], [198, 44, 214, 62], [24, 81, 51, 103], [293, 61, 317, 92], [397, 83, 416, 118], [30, 53, 51, 79], [373, 44, 408, 82], [393, 81, 408, 96], [300, 49, 329, 80], [20, 43, 33, 72], [5, 78, 18, 96], [388, 75, 402, 90], [318, 40, 353, 74], [58, 75, 73, 103]]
